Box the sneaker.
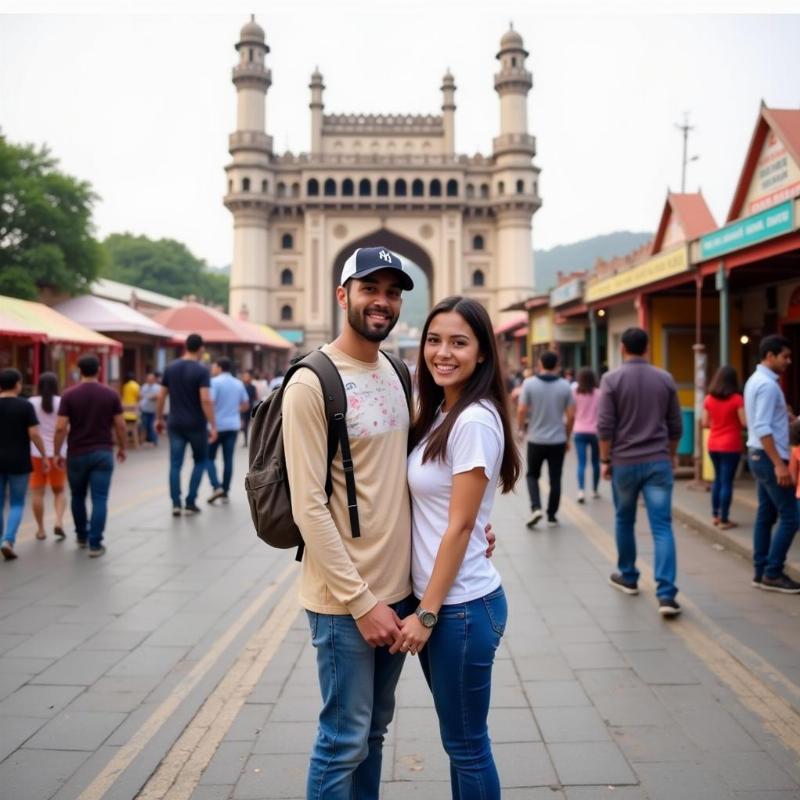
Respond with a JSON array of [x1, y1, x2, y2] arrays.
[[577, 490, 585, 504], [54, 526, 66, 540], [1, 541, 17, 561], [752, 575, 763, 588], [719, 520, 738, 530], [547, 517, 558, 528], [592, 490, 601, 499], [88, 545, 107, 558], [172, 506, 182, 517], [659, 598, 682, 617], [609, 573, 639, 595], [220, 492, 230, 504], [77, 539, 88, 549], [526, 509, 543, 529], [184, 503, 202, 515], [761, 574, 800, 594], [208, 488, 226, 505]]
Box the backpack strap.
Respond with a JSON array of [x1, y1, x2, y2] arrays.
[[380, 350, 413, 413], [298, 350, 361, 539]]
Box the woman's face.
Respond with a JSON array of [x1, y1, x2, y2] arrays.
[[424, 311, 483, 397]]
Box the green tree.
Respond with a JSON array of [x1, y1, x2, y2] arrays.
[[0, 134, 104, 299], [102, 233, 228, 309]]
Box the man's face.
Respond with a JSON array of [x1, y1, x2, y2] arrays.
[[242, 371, 252, 383], [340, 271, 403, 343], [766, 347, 792, 374], [211, 363, 221, 377]]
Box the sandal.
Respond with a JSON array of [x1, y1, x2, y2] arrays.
[[35, 530, 46, 540], [719, 521, 738, 530], [54, 526, 66, 540]]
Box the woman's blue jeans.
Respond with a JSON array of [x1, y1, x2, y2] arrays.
[[709, 450, 740, 522], [0, 472, 30, 545], [305, 594, 416, 800], [418, 586, 508, 800], [574, 432, 600, 492]]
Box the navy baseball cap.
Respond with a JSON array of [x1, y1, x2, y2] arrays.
[[340, 246, 414, 291]]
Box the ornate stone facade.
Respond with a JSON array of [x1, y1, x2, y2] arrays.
[[224, 17, 541, 347]]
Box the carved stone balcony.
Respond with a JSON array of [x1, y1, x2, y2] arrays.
[[492, 133, 536, 157], [229, 131, 273, 155]]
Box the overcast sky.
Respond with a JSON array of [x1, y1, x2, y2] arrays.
[[2, 5, 800, 271]]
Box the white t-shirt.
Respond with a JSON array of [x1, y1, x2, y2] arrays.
[[29, 395, 67, 458], [408, 401, 504, 604]]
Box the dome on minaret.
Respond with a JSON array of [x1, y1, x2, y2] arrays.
[[239, 15, 265, 43], [311, 66, 323, 82], [500, 25, 524, 49], [442, 69, 455, 86]]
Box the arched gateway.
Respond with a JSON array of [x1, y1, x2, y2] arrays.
[[224, 16, 542, 349]]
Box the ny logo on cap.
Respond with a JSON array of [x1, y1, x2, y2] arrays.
[[378, 250, 392, 263]]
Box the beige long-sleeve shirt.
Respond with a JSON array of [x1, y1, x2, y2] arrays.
[[282, 344, 412, 618]]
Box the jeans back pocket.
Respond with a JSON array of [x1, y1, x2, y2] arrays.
[[482, 587, 508, 636]]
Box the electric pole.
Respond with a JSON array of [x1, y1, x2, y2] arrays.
[[675, 112, 698, 192]]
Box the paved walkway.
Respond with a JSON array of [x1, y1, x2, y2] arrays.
[[1, 445, 799, 799]]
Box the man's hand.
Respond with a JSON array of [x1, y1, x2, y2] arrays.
[[565, 438, 571, 452], [208, 425, 218, 445], [389, 614, 433, 656], [484, 523, 496, 559], [155, 418, 165, 434], [55, 456, 66, 471], [775, 461, 792, 488], [116, 449, 127, 464], [355, 602, 402, 648], [601, 463, 613, 481]]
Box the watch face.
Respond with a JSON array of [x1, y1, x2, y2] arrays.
[[420, 611, 437, 628]]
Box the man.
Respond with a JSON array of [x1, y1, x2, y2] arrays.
[[744, 334, 800, 593], [0, 368, 49, 561], [139, 372, 160, 446], [207, 357, 249, 503], [268, 370, 285, 393], [597, 327, 683, 616], [283, 246, 494, 799], [54, 355, 126, 558], [240, 369, 258, 448], [517, 350, 575, 528], [156, 334, 217, 517]]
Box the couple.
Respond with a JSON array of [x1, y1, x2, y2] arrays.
[[283, 246, 519, 800]]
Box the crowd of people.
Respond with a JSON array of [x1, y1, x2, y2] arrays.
[[0, 341, 283, 560], [1, 243, 799, 799]]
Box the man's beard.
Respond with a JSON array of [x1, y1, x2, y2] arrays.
[[347, 305, 399, 343]]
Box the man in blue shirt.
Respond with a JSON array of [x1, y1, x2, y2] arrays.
[[744, 334, 800, 594], [207, 357, 249, 504]]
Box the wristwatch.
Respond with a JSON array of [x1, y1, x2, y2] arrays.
[[601, 458, 612, 465], [415, 607, 438, 628]]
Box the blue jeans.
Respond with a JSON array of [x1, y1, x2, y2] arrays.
[[141, 411, 157, 445], [574, 433, 600, 492], [0, 473, 30, 546], [612, 460, 678, 600], [747, 448, 798, 579], [168, 427, 208, 508], [419, 586, 507, 800], [206, 429, 238, 493], [306, 594, 416, 800], [709, 451, 741, 523], [66, 450, 114, 549]]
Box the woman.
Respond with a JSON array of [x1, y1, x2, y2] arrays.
[[572, 367, 601, 503], [28, 372, 67, 540], [0, 368, 49, 560], [396, 296, 520, 799], [703, 365, 746, 529]]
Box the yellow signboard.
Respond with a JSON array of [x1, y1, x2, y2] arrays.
[[584, 246, 689, 303], [531, 309, 553, 345]]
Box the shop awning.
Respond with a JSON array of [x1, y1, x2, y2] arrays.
[[153, 302, 293, 350], [494, 313, 528, 336], [258, 324, 295, 351], [0, 295, 122, 351], [55, 296, 174, 339]]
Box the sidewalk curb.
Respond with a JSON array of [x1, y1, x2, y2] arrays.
[[673, 505, 800, 583]]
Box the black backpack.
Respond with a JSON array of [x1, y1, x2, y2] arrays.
[[244, 349, 412, 561]]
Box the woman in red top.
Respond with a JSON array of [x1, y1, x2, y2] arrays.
[[703, 366, 746, 528]]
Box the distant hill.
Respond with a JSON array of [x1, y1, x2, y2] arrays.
[[534, 231, 652, 292]]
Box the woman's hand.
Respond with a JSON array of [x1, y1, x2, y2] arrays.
[[389, 614, 433, 656]]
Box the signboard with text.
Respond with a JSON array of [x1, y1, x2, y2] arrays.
[[584, 246, 689, 303], [700, 200, 794, 260], [550, 278, 584, 308], [744, 129, 800, 215]]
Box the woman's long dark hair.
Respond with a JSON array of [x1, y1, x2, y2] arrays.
[[707, 365, 740, 400], [37, 372, 59, 414], [575, 367, 598, 394], [409, 296, 521, 493]]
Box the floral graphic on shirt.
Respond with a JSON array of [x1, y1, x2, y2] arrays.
[[343, 366, 408, 439]]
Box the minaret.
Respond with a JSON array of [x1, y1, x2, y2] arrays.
[[309, 67, 325, 156], [492, 24, 541, 314], [441, 70, 456, 156], [225, 16, 274, 324]]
